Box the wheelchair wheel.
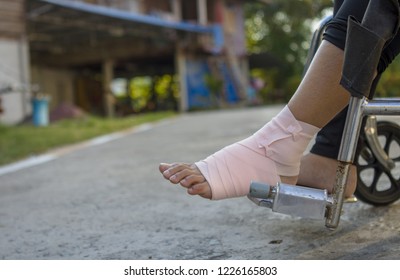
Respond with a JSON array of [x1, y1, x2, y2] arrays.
[[355, 121, 400, 206]]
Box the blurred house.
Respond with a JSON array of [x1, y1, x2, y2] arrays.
[[0, 0, 31, 124], [0, 0, 249, 124]]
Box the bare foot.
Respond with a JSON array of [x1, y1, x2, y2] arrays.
[[159, 162, 298, 200], [159, 106, 318, 200], [298, 153, 357, 198], [159, 163, 212, 199], [160, 156, 356, 200]]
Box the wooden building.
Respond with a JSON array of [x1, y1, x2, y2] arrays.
[[0, 0, 31, 124], [0, 0, 249, 124]]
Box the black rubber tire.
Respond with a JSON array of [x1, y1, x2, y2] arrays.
[[355, 121, 400, 206]]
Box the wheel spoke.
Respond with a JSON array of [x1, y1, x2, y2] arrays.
[[387, 170, 400, 192], [357, 147, 375, 166], [383, 132, 394, 153], [357, 161, 376, 171], [369, 168, 382, 194], [355, 122, 400, 205]]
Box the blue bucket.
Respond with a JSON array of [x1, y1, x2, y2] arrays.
[[32, 98, 49, 126]]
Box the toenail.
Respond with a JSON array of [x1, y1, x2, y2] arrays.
[[170, 175, 176, 181], [163, 170, 170, 176]]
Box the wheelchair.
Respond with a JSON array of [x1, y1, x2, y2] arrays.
[[248, 15, 400, 229], [305, 15, 400, 207]]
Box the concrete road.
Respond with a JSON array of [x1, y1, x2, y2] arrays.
[[1, 105, 400, 260]]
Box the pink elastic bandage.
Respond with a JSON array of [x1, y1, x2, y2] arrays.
[[195, 106, 319, 200]]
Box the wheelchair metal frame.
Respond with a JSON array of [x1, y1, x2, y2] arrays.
[[307, 15, 400, 229], [248, 15, 400, 230]]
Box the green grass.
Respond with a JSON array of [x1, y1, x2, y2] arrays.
[[0, 111, 176, 166]]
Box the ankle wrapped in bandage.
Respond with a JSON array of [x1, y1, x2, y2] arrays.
[[256, 106, 320, 176], [195, 106, 319, 200]]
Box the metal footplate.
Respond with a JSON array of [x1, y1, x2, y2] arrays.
[[248, 181, 333, 220]]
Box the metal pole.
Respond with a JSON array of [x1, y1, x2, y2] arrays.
[[326, 96, 366, 229], [197, 0, 208, 25], [363, 99, 400, 115], [171, 0, 182, 21]]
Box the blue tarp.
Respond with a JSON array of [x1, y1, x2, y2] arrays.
[[185, 58, 239, 109], [38, 0, 215, 34], [36, 0, 224, 53]]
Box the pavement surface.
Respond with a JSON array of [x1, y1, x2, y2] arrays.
[[1, 105, 400, 260]]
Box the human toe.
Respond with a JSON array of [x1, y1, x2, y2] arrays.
[[161, 163, 192, 180], [159, 163, 173, 173], [180, 173, 205, 187], [188, 182, 212, 199], [170, 165, 204, 184]]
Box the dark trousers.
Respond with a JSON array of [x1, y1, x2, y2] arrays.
[[310, 0, 400, 159]]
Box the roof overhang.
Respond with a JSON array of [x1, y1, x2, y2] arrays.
[[27, 0, 217, 67], [33, 0, 214, 34]]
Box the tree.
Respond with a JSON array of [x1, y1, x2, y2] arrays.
[[246, 0, 332, 71], [244, 0, 332, 101], [245, 0, 400, 103]]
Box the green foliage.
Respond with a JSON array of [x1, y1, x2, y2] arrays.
[[0, 112, 175, 166], [251, 68, 281, 103], [130, 76, 153, 112], [245, 0, 400, 103], [153, 74, 180, 110], [245, 0, 332, 68], [376, 61, 400, 98], [204, 74, 224, 107], [245, 0, 332, 102], [114, 74, 179, 114]]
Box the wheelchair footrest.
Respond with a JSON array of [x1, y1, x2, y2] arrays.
[[248, 181, 333, 220]]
